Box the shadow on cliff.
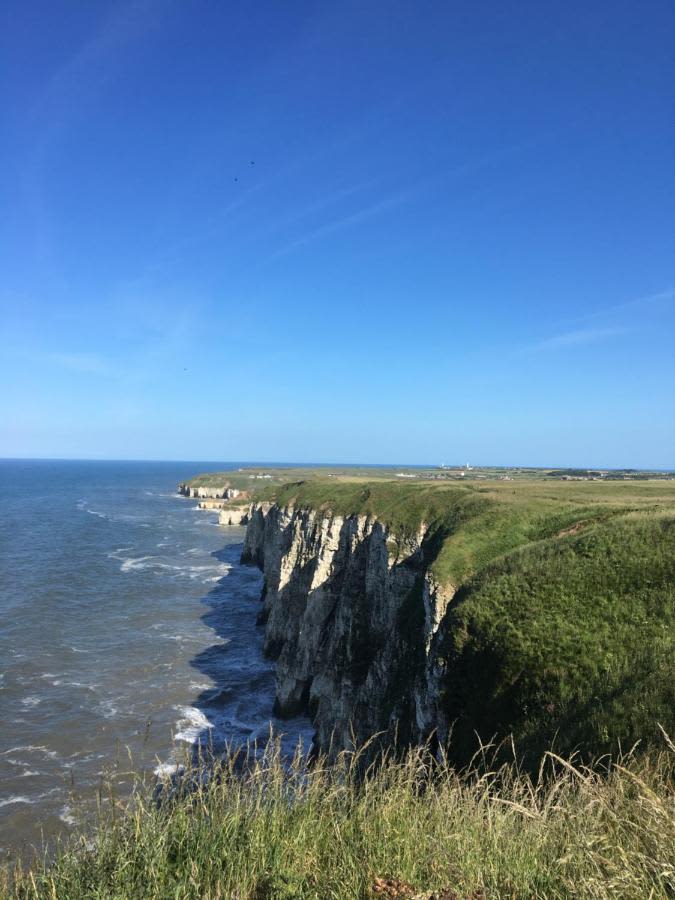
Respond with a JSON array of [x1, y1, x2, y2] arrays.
[[250, 511, 456, 764], [185, 541, 312, 765]]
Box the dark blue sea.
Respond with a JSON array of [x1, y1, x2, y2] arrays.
[[0, 459, 310, 860]]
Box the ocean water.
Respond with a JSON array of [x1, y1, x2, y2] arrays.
[[0, 459, 311, 860]]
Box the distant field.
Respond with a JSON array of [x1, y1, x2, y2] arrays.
[[186, 463, 675, 499], [186, 464, 674, 510]]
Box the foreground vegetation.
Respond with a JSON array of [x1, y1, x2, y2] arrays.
[[3, 738, 674, 899]]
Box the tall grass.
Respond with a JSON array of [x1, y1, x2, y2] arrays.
[[2, 734, 673, 899]]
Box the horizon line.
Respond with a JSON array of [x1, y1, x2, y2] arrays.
[[0, 456, 672, 473]]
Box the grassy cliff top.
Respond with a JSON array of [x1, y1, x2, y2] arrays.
[[253, 475, 675, 587], [184, 466, 675, 587]]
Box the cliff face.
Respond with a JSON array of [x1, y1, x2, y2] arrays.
[[218, 506, 250, 526], [242, 502, 454, 755], [178, 483, 241, 500]]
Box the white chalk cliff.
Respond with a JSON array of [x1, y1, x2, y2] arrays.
[[241, 502, 455, 756], [178, 483, 241, 500]]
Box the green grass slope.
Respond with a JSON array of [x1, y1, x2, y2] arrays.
[[438, 513, 675, 762], [256, 477, 675, 760], [257, 477, 673, 578]]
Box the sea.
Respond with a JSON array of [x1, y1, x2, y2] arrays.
[[0, 459, 311, 861]]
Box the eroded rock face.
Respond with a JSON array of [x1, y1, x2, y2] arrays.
[[241, 503, 454, 757], [178, 483, 241, 500], [218, 506, 250, 526]]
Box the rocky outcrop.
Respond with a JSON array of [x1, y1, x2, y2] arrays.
[[178, 483, 241, 500], [241, 502, 454, 757], [218, 506, 250, 526]]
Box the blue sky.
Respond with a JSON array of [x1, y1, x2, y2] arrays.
[[1, 1, 673, 467]]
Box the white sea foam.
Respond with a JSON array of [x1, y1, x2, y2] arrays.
[[20, 695, 42, 708], [76, 499, 108, 519], [50, 680, 97, 690], [1, 745, 59, 759], [0, 796, 33, 808], [180, 563, 232, 582], [59, 805, 78, 825], [119, 555, 157, 572], [153, 761, 185, 778], [174, 706, 213, 743], [112, 550, 231, 583], [96, 699, 118, 719]]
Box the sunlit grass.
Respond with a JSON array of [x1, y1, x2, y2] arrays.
[[2, 734, 674, 899]]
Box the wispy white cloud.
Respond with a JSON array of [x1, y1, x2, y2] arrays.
[[526, 285, 674, 353], [264, 178, 383, 235], [29, 0, 161, 126], [530, 327, 625, 352], [23, 1, 164, 265], [146, 178, 381, 275], [579, 287, 675, 322], [266, 188, 416, 261], [264, 138, 542, 263]]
